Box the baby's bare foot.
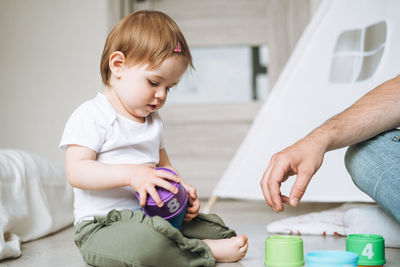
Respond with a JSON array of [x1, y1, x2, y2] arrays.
[[203, 235, 248, 263]]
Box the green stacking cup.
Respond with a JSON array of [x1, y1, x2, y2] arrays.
[[265, 235, 304, 267], [346, 234, 386, 266]]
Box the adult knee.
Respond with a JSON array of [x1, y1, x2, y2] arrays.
[[345, 143, 367, 190], [344, 140, 379, 197], [345, 132, 400, 198], [345, 131, 400, 222]]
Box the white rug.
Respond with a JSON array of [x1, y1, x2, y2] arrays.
[[267, 203, 400, 248]]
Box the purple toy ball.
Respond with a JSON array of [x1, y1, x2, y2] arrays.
[[136, 167, 188, 228]]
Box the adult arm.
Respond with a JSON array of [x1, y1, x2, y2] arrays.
[[260, 75, 400, 212]]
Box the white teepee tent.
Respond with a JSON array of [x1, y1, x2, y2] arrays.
[[211, 0, 400, 205]]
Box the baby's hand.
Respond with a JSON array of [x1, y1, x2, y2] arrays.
[[129, 164, 180, 208], [181, 182, 200, 221]]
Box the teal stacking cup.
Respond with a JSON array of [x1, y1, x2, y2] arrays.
[[305, 251, 359, 267], [346, 234, 386, 266], [264, 235, 304, 266]]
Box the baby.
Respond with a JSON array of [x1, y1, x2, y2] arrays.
[[60, 10, 248, 267]]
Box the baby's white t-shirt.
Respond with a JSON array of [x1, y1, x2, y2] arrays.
[[59, 93, 164, 225]]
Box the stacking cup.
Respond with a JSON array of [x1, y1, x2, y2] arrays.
[[136, 167, 188, 229], [167, 202, 189, 229], [346, 234, 386, 266], [264, 235, 304, 266], [305, 251, 358, 267]]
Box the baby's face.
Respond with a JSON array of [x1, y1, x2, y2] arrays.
[[115, 56, 186, 119]]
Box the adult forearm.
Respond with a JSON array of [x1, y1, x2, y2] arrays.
[[309, 75, 400, 151]]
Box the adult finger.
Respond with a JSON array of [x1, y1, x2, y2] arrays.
[[147, 186, 164, 207], [260, 160, 274, 207], [289, 170, 312, 207], [267, 158, 289, 212], [262, 184, 274, 209], [155, 169, 180, 183], [281, 195, 291, 206]]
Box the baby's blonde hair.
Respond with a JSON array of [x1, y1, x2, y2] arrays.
[[100, 10, 193, 86]]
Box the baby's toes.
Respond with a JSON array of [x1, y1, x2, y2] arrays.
[[240, 241, 248, 253], [236, 235, 248, 247]]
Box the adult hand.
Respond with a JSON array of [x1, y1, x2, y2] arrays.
[[260, 136, 326, 212]]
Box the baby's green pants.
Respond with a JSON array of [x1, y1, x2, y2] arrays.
[[74, 209, 236, 267]]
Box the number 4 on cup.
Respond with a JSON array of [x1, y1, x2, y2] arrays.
[[362, 243, 374, 259]]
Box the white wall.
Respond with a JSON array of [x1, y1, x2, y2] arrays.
[[0, 0, 117, 164]]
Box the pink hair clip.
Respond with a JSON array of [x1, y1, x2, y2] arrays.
[[174, 42, 182, 53]]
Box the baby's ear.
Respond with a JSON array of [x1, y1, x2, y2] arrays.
[[109, 51, 125, 79]]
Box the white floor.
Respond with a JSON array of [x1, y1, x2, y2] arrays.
[[1, 200, 399, 267]]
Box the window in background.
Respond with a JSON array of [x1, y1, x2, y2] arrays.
[[330, 21, 386, 83], [168, 45, 269, 104]]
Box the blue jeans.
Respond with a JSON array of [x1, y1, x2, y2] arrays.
[[345, 129, 400, 223]]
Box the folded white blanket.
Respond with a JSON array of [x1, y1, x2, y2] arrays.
[[0, 149, 74, 260], [267, 203, 400, 248], [267, 208, 346, 236]]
